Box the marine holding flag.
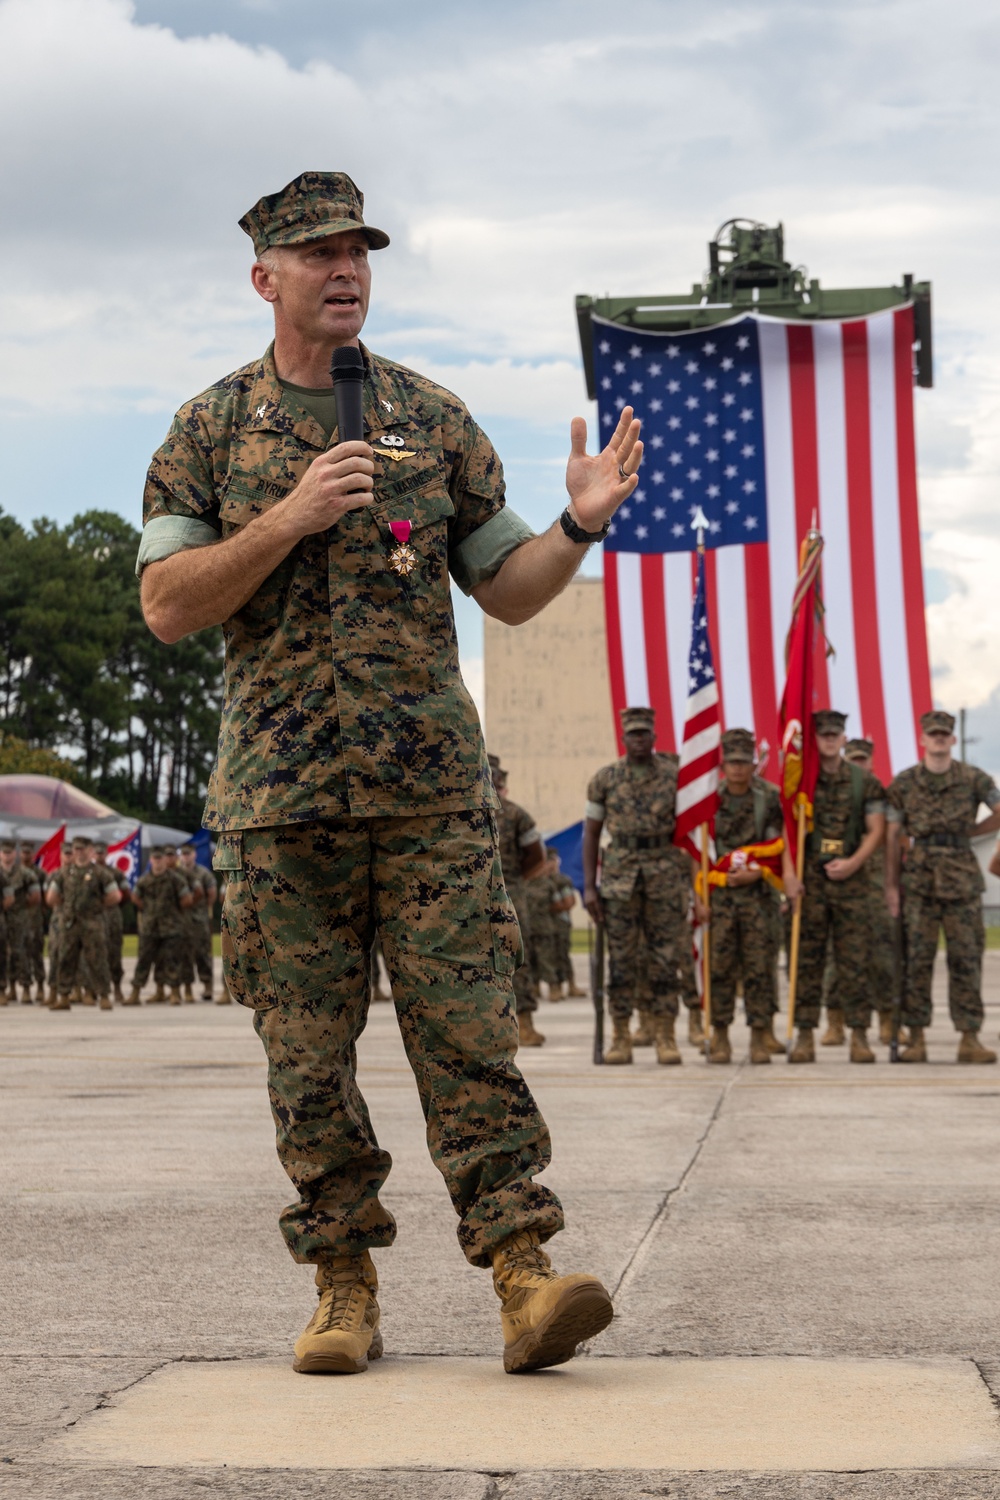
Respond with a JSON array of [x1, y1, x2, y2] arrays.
[[137, 172, 642, 1378]]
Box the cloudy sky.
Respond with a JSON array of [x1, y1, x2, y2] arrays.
[[2, 0, 998, 763]]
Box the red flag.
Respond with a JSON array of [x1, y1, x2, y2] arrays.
[[33, 823, 66, 874], [778, 531, 825, 844]]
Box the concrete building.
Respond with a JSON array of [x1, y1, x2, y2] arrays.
[[483, 576, 616, 836]]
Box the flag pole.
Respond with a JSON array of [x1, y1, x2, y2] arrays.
[[700, 820, 712, 1058], [785, 799, 807, 1048]]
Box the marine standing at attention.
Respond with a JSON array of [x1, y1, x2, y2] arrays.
[[137, 172, 642, 1377]]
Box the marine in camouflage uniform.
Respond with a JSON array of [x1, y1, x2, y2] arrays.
[[820, 739, 896, 1048], [19, 844, 46, 996], [524, 853, 562, 996], [0, 839, 42, 1004], [886, 709, 1000, 1064], [490, 757, 545, 1043], [137, 172, 628, 1375], [705, 729, 793, 1065], [94, 842, 131, 1004], [45, 847, 74, 1003], [584, 706, 691, 1066], [179, 843, 218, 1000], [791, 711, 886, 1064], [549, 857, 581, 996], [48, 836, 120, 1009], [129, 849, 193, 1003]]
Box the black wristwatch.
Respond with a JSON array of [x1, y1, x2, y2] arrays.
[[559, 506, 611, 544]]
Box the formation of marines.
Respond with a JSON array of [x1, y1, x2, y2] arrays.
[[0, 835, 224, 1011], [575, 703, 1000, 1066]]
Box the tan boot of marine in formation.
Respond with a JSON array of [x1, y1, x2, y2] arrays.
[[293, 1252, 382, 1374], [878, 1012, 895, 1046], [517, 1011, 545, 1047], [604, 1017, 633, 1065], [653, 1014, 682, 1066], [215, 987, 232, 1005], [153, 984, 166, 1004], [789, 1028, 816, 1063], [899, 1025, 927, 1063], [168, 988, 183, 1007], [749, 1025, 772, 1065], [121, 986, 141, 1006], [566, 978, 587, 997], [821, 1007, 846, 1046], [849, 1027, 875, 1063], [688, 1007, 705, 1046], [98, 993, 113, 1011], [492, 1230, 614, 1374], [957, 1031, 997, 1064], [49, 993, 71, 1011], [708, 1024, 732, 1064], [631, 1009, 655, 1047], [183, 984, 195, 1004], [113, 982, 124, 1005]]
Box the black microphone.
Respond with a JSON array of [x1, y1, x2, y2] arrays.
[[330, 346, 365, 443]]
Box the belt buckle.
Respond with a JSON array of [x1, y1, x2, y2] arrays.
[[820, 839, 843, 856]]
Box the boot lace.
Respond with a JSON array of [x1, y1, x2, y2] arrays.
[[314, 1262, 369, 1332], [494, 1233, 556, 1307]]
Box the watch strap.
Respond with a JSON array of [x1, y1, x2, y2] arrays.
[[559, 507, 611, 544]]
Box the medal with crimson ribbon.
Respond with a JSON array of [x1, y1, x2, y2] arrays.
[[387, 520, 416, 577]]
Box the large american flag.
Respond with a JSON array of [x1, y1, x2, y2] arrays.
[[596, 306, 932, 785], [674, 549, 721, 858]]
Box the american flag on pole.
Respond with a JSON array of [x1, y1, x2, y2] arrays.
[[673, 549, 721, 859], [595, 307, 932, 786]]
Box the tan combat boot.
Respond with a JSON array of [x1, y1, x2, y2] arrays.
[[517, 1011, 545, 1047], [749, 1025, 772, 1064], [821, 1008, 846, 1046], [49, 994, 71, 1011], [708, 1024, 732, 1064], [653, 1014, 682, 1066], [215, 988, 232, 1005], [113, 983, 124, 1005], [154, 984, 166, 1004], [631, 1010, 655, 1047], [849, 1027, 875, 1063], [546, 982, 566, 1003], [604, 1017, 633, 1065], [168, 988, 183, 1006], [183, 984, 195, 1004], [81, 991, 95, 1007], [878, 1012, 895, 1046], [789, 1028, 816, 1064], [121, 987, 141, 1006], [293, 1252, 381, 1374], [201, 988, 214, 1003], [899, 1026, 927, 1063], [567, 978, 587, 997], [957, 1031, 997, 1064], [98, 993, 113, 1012], [762, 1016, 786, 1055], [492, 1230, 613, 1374], [688, 1007, 705, 1046]]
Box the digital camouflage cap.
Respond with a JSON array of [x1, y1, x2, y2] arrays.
[[239, 171, 390, 256], [921, 709, 956, 734], [721, 727, 755, 763], [813, 709, 847, 734], [620, 706, 655, 734], [844, 737, 874, 761]]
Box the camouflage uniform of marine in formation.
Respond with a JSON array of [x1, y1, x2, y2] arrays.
[[524, 853, 562, 998], [136, 172, 613, 1377], [819, 739, 896, 1049], [93, 845, 131, 1005], [705, 729, 788, 1066], [791, 711, 886, 1065], [0, 841, 42, 1004], [49, 839, 119, 1010], [129, 852, 192, 1004], [887, 709, 1000, 1064], [45, 849, 73, 1003], [585, 706, 691, 1067], [490, 757, 546, 1045], [549, 861, 581, 997], [20, 845, 47, 996], [178, 849, 218, 1002]]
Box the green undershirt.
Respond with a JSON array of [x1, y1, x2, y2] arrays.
[[279, 380, 338, 440]]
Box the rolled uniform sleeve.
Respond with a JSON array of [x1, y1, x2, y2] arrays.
[[973, 769, 1000, 811], [446, 412, 535, 593], [585, 767, 609, 823], [137, 402, 224, 576], [450, 508, 536, 594], [862, 772, 887, 817]]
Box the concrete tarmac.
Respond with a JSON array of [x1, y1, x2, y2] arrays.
[[3, 953, 1000, 1497]]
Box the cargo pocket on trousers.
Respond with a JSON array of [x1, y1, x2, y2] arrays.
[[214, 832, 278, 1010]]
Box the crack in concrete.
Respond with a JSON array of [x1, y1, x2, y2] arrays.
[[607, 1057, 747, 1310], [62, 1360, 172, 1430]]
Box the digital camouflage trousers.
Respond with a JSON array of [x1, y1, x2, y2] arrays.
[[179, 912, 214, 989], [506, 879, 537, 1016], [136, 927, 186, 989], [58, 916, 111, 998], [602, 872, 688, 1021], [795, 862, 873, 1030], [901, 892, 984, 1032], [708, 887, 779, 1028], [216, 812, 564, 1269]]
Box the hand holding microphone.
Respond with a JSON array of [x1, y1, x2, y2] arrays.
[[281, 345, 374, 540]]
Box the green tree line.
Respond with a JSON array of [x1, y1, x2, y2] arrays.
[[0, 509, 222, 826]]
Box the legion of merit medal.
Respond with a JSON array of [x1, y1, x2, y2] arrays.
[[388, 520, 416, 577]]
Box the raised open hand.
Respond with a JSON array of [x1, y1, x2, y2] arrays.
[[565, 406, 643, 533]]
